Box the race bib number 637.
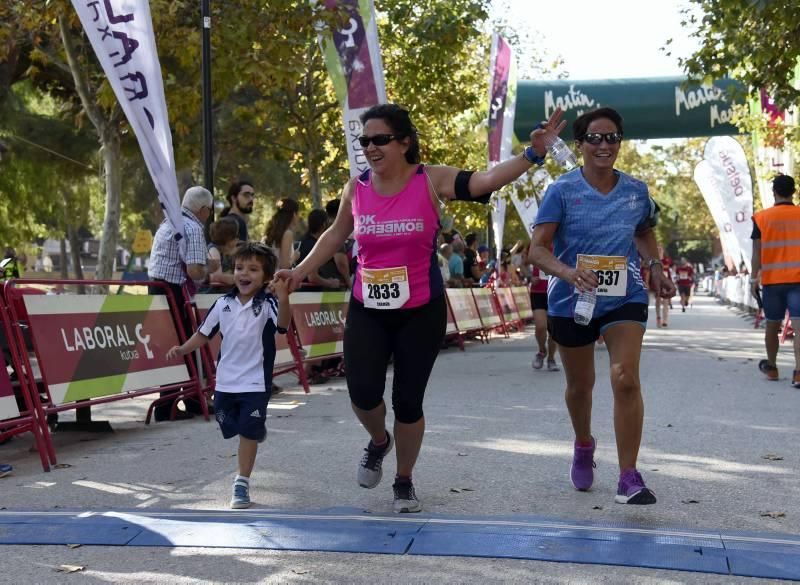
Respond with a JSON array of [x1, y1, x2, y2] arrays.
[[576, 255, 627, 296]]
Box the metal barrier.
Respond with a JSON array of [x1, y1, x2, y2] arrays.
[[0, 285, 51, 470], [2, 278, 206, 470]]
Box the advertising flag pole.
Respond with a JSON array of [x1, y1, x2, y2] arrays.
[[201, 0, 214, 212]]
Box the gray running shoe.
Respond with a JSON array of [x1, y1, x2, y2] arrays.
[[393, 479, 422, 513], [532, 352, 545, 369], [547, 360, 560, 372], [357, 431, 393, 489], [230, 479, 251, 509]]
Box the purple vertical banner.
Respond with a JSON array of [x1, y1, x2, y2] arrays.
[[317, 0, 387, 177], [760, 89, 785, 124], [488, 34, 512, 165]]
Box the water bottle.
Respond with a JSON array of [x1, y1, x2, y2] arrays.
[[544, 134, 578, 170], [574, 288, 596, 325]]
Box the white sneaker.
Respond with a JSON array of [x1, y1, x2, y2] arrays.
[[547, 360, 560, 372], [393, 479, 422, 513], [532, 352, 545, 369], [357, 431, 393, 489]]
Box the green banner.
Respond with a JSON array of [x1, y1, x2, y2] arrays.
[[515, 77, 745, 141]]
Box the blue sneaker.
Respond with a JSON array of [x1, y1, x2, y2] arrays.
[[0, 464, 12, 478], [230, 479, 251, 509]]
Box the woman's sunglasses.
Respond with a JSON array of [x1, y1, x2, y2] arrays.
[[358, 134, 400, 147], [580, 132, 623, 145]]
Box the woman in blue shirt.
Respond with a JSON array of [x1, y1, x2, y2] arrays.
[[529, 107, 674, 505]]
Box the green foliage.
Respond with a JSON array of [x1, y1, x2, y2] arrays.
[[678, 0, 800, 110]]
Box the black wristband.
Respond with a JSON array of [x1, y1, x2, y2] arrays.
[[454, 170, 493, 204]]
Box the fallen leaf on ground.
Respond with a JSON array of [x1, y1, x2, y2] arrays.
[[681, 499, 700, 504], [291, 569, 309, 575], [457, 452, 468, 457], [67, 544, 81, 549], [56, 565, 85, 573], [666, 424, 673, 428], [760, 511, 786, 519], [592, 506, 603, 510], [762, 454, 784, 461], [450, 488, 461, 493], [461, 488, 475, 492], [53, 463, 72, 469]]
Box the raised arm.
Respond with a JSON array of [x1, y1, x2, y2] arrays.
[[428, 108, 567, 200]]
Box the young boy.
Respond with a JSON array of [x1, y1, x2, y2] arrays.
[[167, 242, 290, 509]]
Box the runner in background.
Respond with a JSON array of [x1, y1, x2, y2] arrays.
[[530, 107, 675, 506], [654, 246, 673, 327], [277, 103, 567, 513], [530, 261, 558, 371], [675, 257, 695, 312]]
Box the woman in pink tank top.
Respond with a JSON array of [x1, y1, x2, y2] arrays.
[[278, 104, 568, 514]]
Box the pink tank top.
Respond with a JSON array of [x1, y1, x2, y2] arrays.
[[352, 165, 443, 309]]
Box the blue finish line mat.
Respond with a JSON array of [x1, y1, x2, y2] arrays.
[[1, 508, 799, 580]]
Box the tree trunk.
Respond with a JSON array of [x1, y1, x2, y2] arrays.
[[307, 147, 322, 210], [96, 128, 122, 279], [59, 238, 68, 280]]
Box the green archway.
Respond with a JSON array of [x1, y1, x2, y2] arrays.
[[514, 76, 746, 141]]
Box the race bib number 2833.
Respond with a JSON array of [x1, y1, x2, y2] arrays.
[[361, 266, 410, 309], [576, 255, 627, 296]]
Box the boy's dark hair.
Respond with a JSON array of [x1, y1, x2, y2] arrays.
[[465, 233, 477, 247], [232, 241, 277, 279], [209, 217, 239, 246], [573, 107, 624, 141], [360, 104, 421, 164], [773, 174, 796, 198]]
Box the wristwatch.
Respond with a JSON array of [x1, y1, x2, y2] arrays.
[[523, 145, 546, 166], [647, 258, 663, 269]]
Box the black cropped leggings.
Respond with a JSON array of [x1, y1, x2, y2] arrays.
[[344, 294, 446, 424]]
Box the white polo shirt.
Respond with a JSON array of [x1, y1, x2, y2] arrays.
[[199, 290, 286, 393]]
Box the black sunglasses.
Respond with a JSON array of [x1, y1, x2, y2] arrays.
[[580, 132, 623, 145], [358, 134, 401, 148]]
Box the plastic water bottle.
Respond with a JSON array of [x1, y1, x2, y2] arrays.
[[574, 288, 596, 325], [544, 135, 578, 170]]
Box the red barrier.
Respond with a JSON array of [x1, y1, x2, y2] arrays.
[[2, 278, 206, 469], [0, 285, 51, 470], [446, 289, 486, 345], [511, 286, 534, 322], [496, 286, 524, 331], [471, 287, 508, 339]]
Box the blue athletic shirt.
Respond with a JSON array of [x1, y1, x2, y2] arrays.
[[534, 168, 650, 318]]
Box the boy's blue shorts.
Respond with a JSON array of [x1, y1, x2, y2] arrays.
[[214, 391, 269, 442]]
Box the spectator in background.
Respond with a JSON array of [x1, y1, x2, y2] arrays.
[[1, 247, 20, 280], [200, 217, 240, 294], [264, 198, 301, 270], [449, 241, 466, 286], [463, 233, 481, 284], [440, 216, 463, 245], [298, 209, 344, 291], [147, 186, 213, 421], [221, 180, 255, 242], [438, 243, 452, 284], [325, 199, 352, 289]]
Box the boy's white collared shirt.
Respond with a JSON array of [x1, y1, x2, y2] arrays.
[[199, 290, 283, 393]]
